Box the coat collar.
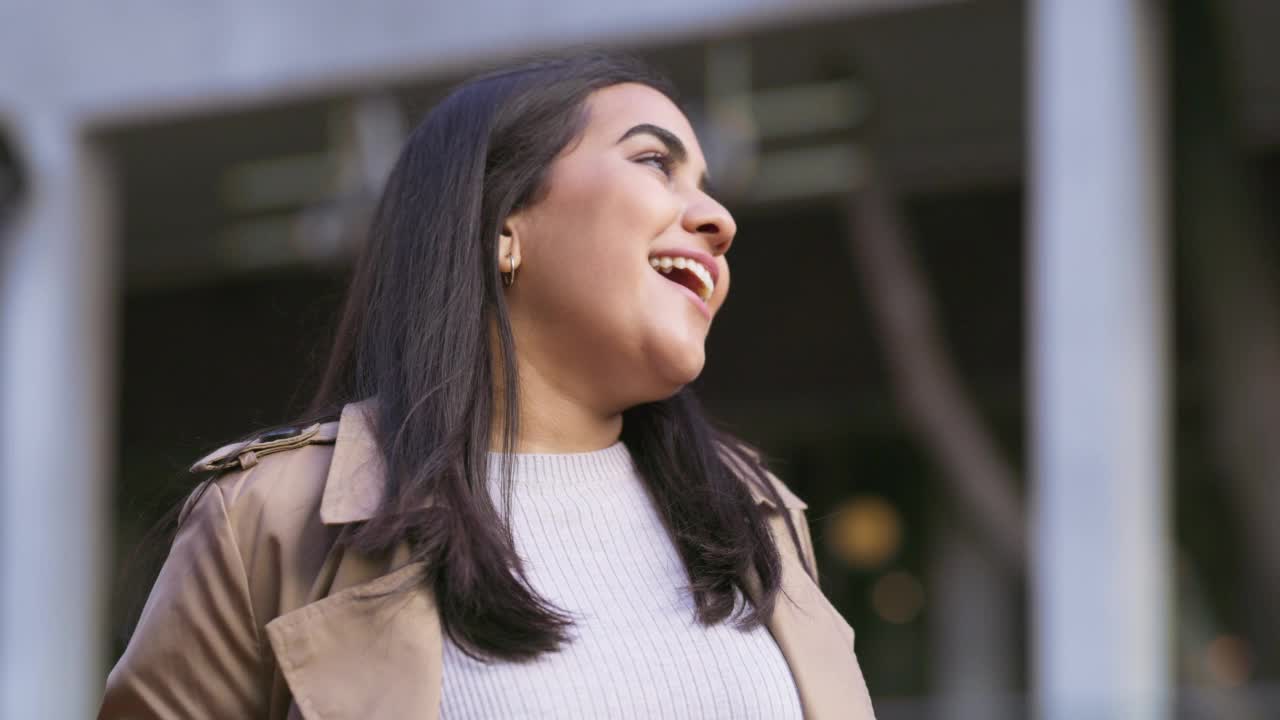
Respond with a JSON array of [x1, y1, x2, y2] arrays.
[[317, 398, 392, 524], [317, 397, 808, 525]]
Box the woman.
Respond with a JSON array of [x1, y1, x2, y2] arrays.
[[100, 52, 875, 719]]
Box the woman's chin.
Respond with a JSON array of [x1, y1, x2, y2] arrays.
[[653, 343, 706, 389], [628, 325, 709, 398]]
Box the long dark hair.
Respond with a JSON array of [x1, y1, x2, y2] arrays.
[[211, 51, 808, 663]]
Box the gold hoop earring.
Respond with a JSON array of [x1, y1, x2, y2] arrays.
[[501, 255, 517, 288]]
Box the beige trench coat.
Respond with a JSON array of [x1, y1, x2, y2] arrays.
[[100, 399, 876, 719]]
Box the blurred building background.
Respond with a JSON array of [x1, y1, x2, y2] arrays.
[[2, 0, 1279, 717]]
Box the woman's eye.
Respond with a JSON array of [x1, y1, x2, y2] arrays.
[[637, 152, 674, 178]]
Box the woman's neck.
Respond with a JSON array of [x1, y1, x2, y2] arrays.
[[490, 352, 623, 454]]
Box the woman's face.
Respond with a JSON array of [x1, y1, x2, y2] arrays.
[[503, 82, 736, 413]]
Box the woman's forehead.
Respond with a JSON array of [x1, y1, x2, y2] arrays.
[[582, 83, 698, 148]]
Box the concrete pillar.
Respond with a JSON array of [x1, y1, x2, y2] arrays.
[[1029, 1, 1171, 719], [0, 111, 117, 719]]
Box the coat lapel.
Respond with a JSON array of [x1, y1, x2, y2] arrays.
[[266, 562, 442, 719], [744, 460, 875, 717], [754, 518, 878, 719]]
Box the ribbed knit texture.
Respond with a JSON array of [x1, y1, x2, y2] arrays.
[[438, 440, 804, 719]]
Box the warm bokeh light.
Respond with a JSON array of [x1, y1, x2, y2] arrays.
[[871, 570, 925, 625], [826, 495, 903, 570], [1206, 634, 1252, 689]]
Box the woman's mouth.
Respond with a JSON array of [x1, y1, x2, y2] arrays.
[[648, 254, 715, 302], [649, 252, 715, 321]]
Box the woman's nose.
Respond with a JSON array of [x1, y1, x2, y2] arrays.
[[683, 195, 736, 256]]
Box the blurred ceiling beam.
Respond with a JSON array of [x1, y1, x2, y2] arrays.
[[0, 0, 957, 127]]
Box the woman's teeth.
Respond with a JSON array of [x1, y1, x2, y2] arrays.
[[649, 255, 714, 302]]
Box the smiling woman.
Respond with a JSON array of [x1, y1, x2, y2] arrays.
[[99, 51, 875, 720]]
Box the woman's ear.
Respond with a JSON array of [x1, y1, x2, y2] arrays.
[[497, 222, 522, 272]]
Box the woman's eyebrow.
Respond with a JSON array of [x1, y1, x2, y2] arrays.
[[617, 123, 713, 194]]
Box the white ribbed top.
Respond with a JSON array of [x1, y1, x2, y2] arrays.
[[438, 440, 803, 719]]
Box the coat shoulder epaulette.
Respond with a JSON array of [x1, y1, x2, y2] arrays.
[[188, 420, 340, 474]]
